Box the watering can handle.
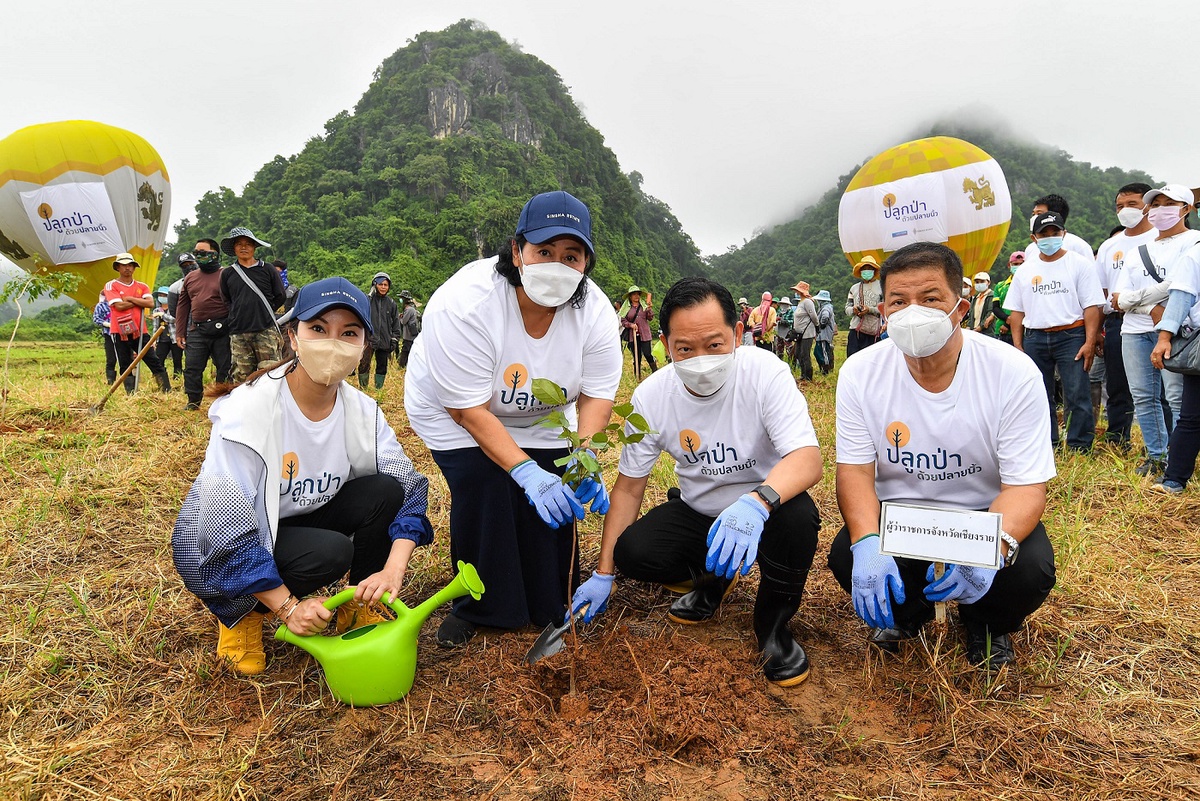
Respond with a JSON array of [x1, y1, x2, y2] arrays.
[[322, 587, 407, 617]]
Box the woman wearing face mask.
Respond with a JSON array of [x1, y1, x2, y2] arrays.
[[404, 191, 622, 647], [172, 277, 434, 675], [1111, 184, 1200, 476]]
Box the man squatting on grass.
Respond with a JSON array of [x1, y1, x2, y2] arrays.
[[827, 242, 1058, 670], [569, 276, 823, 686]]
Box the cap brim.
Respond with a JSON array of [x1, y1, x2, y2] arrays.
[[278, 301, 372, 336], [522, 225, 594, 254]]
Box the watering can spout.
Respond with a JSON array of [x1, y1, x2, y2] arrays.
[[413, 561, 485, 624]]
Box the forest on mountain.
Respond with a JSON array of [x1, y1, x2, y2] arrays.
[[165, 20, 704, 300], [706, 121, 1158, 317]]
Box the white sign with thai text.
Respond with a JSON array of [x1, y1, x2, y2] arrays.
[[879, 502, 1002, 569]]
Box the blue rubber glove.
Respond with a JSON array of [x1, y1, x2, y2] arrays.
[[705, 494, 769, 579], [568, 570, 615, 622], [850, 535, 906, 629], [510, 460, 585, 529], [569, 450, 610, 514], [923, 563, 997, 605]]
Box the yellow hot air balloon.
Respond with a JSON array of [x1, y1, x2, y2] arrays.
[[0, 120, 170, 308], [837, 136, 1010, 278]]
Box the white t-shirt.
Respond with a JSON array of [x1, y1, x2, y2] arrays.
[[836, 332, 1056, 510], [1113, 230, 1200, 334], [1094, 228, 1158, 314], [618, 346, 819, 517], [1166, 245, 1200, 330], [277, 379, 351, 519], [404, 257, 622, 451], [1023, 231, 1093, 262], [1004, 250, 1105, 330]]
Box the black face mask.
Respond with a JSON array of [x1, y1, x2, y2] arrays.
[[195, 251, 219, 272]]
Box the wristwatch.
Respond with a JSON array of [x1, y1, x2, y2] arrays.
[[752, 484, 781, 513], [999, 530, 1020, 567]]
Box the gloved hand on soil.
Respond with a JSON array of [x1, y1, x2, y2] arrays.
[[923, 563, 996, 605], [850, 534, 906, 628], [705, 494, 768, 579], [568, 570, 614, 622], [510, 459, 585, 529]]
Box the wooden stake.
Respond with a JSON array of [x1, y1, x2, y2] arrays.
[[933, 562, 946, 625]]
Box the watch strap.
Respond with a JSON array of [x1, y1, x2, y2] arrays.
[[999, 530, 1019, 566], [752, 484, 781, 512]]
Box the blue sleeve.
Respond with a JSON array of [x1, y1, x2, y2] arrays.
[[1157, 289, 1197, 333], [375, 407, 434, 546]]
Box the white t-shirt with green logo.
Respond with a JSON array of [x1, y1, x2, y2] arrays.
[[277, 379, 351, 519], [1004, 250, 1105, 330], [618, 346, 819, 517], [404, 257, 622, 451], [835, 332, 1056, 511]]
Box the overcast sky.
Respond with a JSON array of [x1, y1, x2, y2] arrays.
[[4, 0, 1198, 261]]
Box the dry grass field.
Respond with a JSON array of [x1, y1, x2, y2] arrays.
[[2, 338, 1199, 800]]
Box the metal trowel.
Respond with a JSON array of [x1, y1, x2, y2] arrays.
[[524, 603, 590, 665]]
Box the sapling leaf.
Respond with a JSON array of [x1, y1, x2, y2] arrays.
[[623, 432, 646, 443], [613, 403, 634, 418], [554, 455, 573, 467], [531, 378, 568, 407], [627, 413, 650, 432], [590, 432, 609, 447], [579, 452, 601, 473]]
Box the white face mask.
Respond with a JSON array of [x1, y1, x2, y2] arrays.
[[974, 281, 989, 292], [518, 253, 584, 308], [1117, 207, 1145, 229], [295, 337, 363, 386], [885, 302, 960, 359], [673, 352, 736, 396], [961, 286, 972, 297]]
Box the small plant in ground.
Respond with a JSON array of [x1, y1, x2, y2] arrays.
[[530, 377, 654, 487]]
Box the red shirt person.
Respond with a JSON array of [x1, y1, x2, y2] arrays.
[[102, 253, 171, 394]]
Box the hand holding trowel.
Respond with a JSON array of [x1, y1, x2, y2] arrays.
[[524, 569, 613, 664]]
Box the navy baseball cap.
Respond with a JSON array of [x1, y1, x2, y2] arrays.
[[515, 191, 594, 255], [278, 276, 373, 336]]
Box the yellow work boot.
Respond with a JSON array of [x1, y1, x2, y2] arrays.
[[217, 612, 266, 675], [334, 599, 391, 634]]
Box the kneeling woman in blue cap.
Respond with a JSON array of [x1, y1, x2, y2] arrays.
[[404, 191, 622, 646], [172, 277, 434, 675]]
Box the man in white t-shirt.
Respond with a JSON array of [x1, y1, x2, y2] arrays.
[[568, 277, 823, 686], [829, 242, 1057, 670], [1111, 183, 1200, 476], [1093, 183, 1155, 450], [1005, 212, 1105, 452], [1022, 194, 1094, 262]]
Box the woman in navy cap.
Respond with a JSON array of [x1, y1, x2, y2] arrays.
[[172, 277, 434, 675], [405, 191, 622, 646]]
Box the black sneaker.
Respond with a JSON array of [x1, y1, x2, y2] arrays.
[[1135, 459, 1165, 477], [964, 622, 1015, 670], [867, 625, 921, 654], [184, 401, 201, 411], [436, 613, 476, 648]]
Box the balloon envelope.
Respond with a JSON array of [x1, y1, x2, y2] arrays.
[[0, 120, 170, 308], [838, 136, 1010, 278]]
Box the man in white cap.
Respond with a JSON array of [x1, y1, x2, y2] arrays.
[[102, 253, 171, 393], [219, 227, 286, 383], [966, 272, 994, 335]]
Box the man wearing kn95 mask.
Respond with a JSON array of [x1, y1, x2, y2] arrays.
[[567, 276, 823, 687], [827, 241, 1058, 671]]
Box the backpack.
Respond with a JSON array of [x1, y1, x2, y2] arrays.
[[406, 307, 422, 338]]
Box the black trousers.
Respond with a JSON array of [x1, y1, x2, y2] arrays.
[[272, 474, 405, 599], [846, 328, 880, 358], [613, 490, 820, 603], [1163, 372, 1200, 486], [827, 522, 1056, 634], [431, 446, 578, 629], [626, 337, 657, 373], [102, 333, 117, 382], [397, 339, 414, 368], [359, 347, 391, 377], [183, 328, 231, 404], [1103, 313, 1134, 443], [795, 336, 815, 381], [156, 335, 184, 376], [113, 333, 166, 393]]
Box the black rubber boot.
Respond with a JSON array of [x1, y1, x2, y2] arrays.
[[668, 571, 737, 624], [155, 371, 171, 393], [105, 370, 117, 385], [753, 555, 810, 686]]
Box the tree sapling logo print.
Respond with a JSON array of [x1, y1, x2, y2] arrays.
[[883, 419, 976, 480], [882, 194, 897, 210], [1030, 274, 1066, 295], [38, 203, 53, 220], [678, 427, 751, 475], [280, 450, 342, 505], [498, 363, 563, 411], [679, 429, 702, 459]]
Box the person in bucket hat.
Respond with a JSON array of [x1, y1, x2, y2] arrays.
[[173, 276, 434, 675], [219, 227, 286, 383], [846, 255, 883, 357], [619, 285, 657, 376]]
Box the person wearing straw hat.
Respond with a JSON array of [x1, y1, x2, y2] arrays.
[[172, 277, 434, 675], [828, 242, 1057, 671], [813, 289, 837, 375], [219, 226, 286, 383], [619, 285, 657, 376], [774, 295, 794, 359], [102, 252, 172, 394], [846, 255, 883, 357], [791, 282, 820, 381], [404, 190, 622, 648], [966, 272, 994, 337]]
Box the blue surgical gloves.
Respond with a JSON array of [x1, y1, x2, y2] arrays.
[[850, 534, 906, 629], [510, 460, 585, 529], [705, 494, 769, 579], [923, 563, 996, 605], [570, 450, 610, 514], [568, 570, 615, 622]]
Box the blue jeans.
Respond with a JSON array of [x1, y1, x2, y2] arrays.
[[1123, 331, 1175, 459], [1024, 327, 1093, 450]]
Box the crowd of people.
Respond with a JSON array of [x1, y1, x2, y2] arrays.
[[169, 184, 1200, 687]]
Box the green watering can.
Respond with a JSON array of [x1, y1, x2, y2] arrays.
[[275, 560, 485, 707]]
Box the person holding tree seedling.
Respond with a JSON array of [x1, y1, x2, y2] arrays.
[[569, 276, 823, 686], [404, 191, 622, 648], [172, 277, 434, 676], [828, 242, 1057, 670]]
